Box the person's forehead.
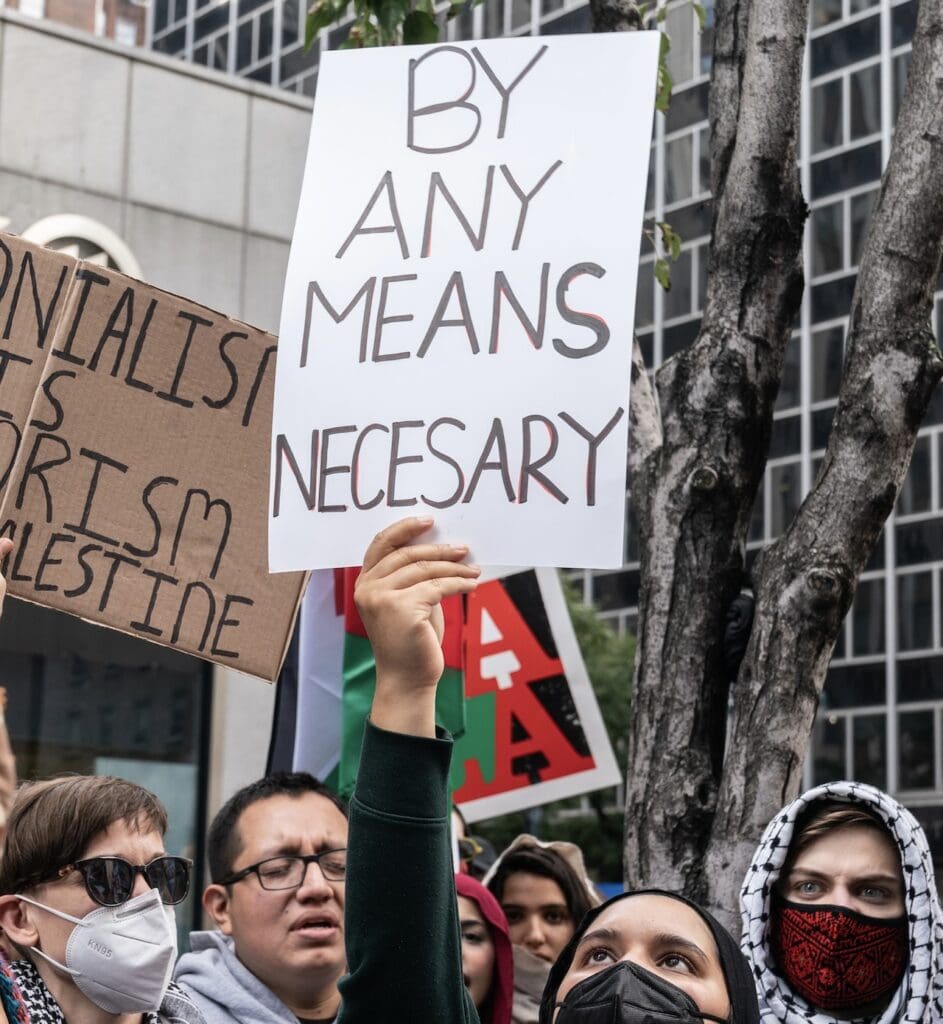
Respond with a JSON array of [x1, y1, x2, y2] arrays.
[[82, 818, 166, 859], [791, 823, 899, 874], [591, 895, 717, 952], [458, 894, 487, 924], [235, 792, 348, 852], [502, 871, 567, 904]]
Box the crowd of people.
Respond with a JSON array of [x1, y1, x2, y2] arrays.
[[0, 517, 939, 1024]]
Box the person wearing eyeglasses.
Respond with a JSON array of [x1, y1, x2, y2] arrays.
[[0, 773, 197, 1024], [174, 772, 348, 1024]]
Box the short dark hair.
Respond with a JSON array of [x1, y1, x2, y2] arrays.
[[487, 846, 593, 926], [0, 775, 167, 895], [207, 772, 348, 883]]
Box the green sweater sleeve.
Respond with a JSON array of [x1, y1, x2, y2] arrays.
[[337, 718, 480, 1024]]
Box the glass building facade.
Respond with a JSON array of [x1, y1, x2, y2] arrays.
[[148, 0, 943, 866]]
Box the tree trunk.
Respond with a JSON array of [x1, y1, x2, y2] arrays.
[[619, 0, 808, 902], [703, 0, 943, 929]]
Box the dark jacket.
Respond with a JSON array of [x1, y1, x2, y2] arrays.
[[336, 719, 478, 1023]]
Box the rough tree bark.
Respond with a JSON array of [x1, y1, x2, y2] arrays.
[[621, 0, 809, 900], [704, 0, 943, 927], [595, 0, 943, 929]]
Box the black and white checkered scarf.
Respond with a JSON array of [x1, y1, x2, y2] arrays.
[[740, 781, 943, 1024], [5, 957, 204, 1024]]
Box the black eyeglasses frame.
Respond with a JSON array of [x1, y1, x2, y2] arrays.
[[218, 849, 348, 889]]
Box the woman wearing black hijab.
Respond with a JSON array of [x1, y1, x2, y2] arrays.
[[541, 889, 760, 1024]]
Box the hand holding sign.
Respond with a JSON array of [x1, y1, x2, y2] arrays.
[[355, 516, 479, 737], [270, 33, 659, 570]]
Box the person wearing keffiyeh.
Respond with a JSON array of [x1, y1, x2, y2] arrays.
[[740, 780, 943, 1024]]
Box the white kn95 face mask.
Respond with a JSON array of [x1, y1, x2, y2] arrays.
[[17, 887, 178, 1014]]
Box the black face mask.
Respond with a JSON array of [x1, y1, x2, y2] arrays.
[[554, 960, 728, 1024]]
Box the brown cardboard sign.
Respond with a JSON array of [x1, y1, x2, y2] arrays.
[[0, 236, 77, 506], [0, 234, 305, 681]]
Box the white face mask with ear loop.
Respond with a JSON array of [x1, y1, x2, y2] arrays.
[[16, 887, 178, 1014]]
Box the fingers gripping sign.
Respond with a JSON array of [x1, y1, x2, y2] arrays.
[[356, 516, 479, 737]]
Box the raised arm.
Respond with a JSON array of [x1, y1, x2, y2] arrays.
[[337, 517, 481, 1024]]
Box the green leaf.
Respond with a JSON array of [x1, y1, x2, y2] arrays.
[[654, 258, 671, 292], [403, 8, 440, 43], [305, 0, 340, 48], [446, 0, 464, 17], [374, 0, 408, 36], [655, 64, 673, 112], [655, 4, 668, 22], [692, 1, 707, 31], [658, 221, 682, 261], [637, 2, 651, 21], [338, 12, 374, 47]]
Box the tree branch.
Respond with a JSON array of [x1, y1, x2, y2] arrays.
[[589, 0, 642, 34], [705, 0, 943, 930]]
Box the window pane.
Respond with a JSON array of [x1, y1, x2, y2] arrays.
[[812, 78, 842, 154], [698, 126, 711, 193], [237, 20, 253, 69], [898, 571, 933, 651], [853, 577, 885, 655], [212, 33, 229, 71], [665, 134, 694, 205], [663, 250, 693, 320], [899, 710, 935, 789], [897, 434, 932, 515], [770, 462, 801, 537], [812, 0, 842, 27], [939, 433, 943, 508], [635, 261, 654, 329], [749, 475, 765, 542], [849, 0, 878, 10], [812, 202, 844, 276], [850, 64, 881, 140], [776, 337, 801, 410], [893, 52, 911, 121], [282, 0, 301, 46], [511, 0, 530, 29], [696, 245, 708, 312], [853, 714, 886, 789], [811, 325, 844, 402], [850, 189, 878, 266], [813, 715, 846, 785], [483, 0, 504, 37], [665, 7, 695, 86], [699, 6, 714, 77], [259, 9, 274, 60]]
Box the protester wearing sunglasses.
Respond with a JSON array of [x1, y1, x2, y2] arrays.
[[0, 773, 200, 1024]]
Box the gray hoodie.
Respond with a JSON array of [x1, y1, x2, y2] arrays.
[[174, 932, 324, 1024]]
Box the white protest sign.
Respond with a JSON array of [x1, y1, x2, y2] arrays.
[[270, 33, 659, 571]]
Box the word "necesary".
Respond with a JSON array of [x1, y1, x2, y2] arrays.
[[273, 408, 624, 515]]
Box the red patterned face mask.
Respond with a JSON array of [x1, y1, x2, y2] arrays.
[[771, 897, 908, 1012]]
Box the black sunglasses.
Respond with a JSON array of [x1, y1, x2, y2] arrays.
[[57, 855, 192, 907]]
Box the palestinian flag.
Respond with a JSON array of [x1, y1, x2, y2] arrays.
[[269, 567, 619, 819], [268, 568, 465, 797]]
